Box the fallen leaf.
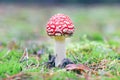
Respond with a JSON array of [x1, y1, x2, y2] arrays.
[[66, 64, 90, 74], [3, 72, 25, 80], [0, 42, 3, 49], [7, 40, 17, 50]]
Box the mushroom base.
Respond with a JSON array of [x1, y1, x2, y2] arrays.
[[54, 36, 66, 67]]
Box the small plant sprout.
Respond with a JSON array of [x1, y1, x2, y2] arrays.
[[46, 14, 74, 67], [20, 48, 29, 65], [3, 40, 16, 58]]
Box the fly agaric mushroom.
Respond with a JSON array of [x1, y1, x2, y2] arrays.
[[46, 14, 74, 67]]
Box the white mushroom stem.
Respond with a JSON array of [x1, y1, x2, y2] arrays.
[[54, 36, 66, 67]]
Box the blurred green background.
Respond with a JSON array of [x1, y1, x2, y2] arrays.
[[0, 3, 120, 47]]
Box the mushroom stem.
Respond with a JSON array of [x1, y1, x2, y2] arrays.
[[54, 36, 66, 67]]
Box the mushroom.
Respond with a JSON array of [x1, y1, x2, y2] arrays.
[[46, 14, 74, 67]]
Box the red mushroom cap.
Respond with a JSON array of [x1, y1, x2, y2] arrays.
[[46, 14, 74, 37]]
